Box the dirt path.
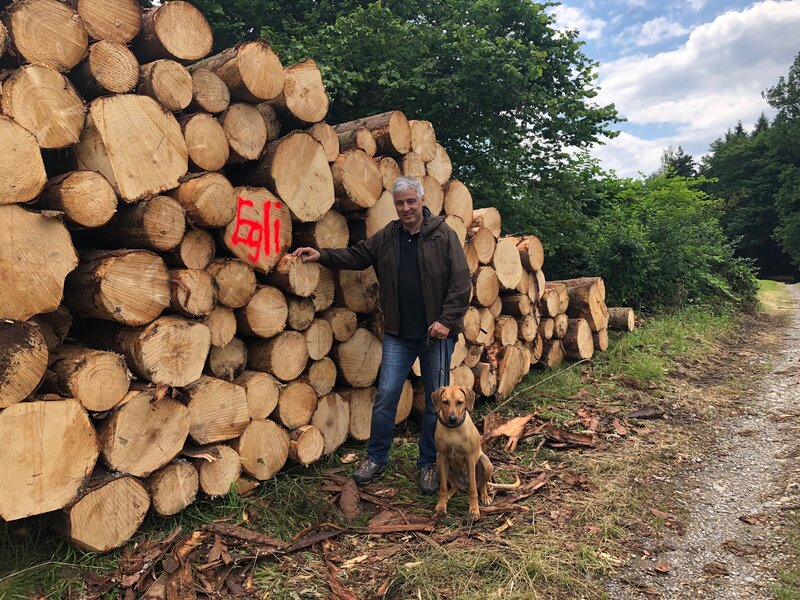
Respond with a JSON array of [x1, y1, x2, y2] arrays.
[[605, 284, 800, 599]]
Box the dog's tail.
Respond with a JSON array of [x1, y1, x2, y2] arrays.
[[487, 474, 522, 490]]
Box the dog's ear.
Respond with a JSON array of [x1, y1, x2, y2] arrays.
[[432, 387, 445, 411], [460, 387, 476, 411]]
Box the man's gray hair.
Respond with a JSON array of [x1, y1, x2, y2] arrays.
[[392, 176, 424, 199]]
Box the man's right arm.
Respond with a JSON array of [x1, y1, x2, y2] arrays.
[[292, 235, 378, 270]]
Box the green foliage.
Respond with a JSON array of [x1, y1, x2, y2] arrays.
[[658, 145, 697, 178]]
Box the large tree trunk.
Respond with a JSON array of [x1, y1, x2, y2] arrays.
[[491, 238, 524, 290], [0, 320, 48, 408], [311, 392, 350, 455], [189, 41, 284, 103], [472, 267, 500, 308], [557, 277, 609, 332], [188, 67, 230, 114], [146, 460, 198, 517], [0, 400, 99, 521], [64, 250, 170, 326], [220, 102, 268, 163], [93, 195, 185, 251], [338, 127, 376, 156], [332, 150, 383, 211], [180, 112, 230, 171], [184, 376, 250, 445], [333, 110, 411, 157], [273, 380, 318, 429], [70, 0, 142, 43], [288, 425, 325, 465], [99, 389, 189, 477], [75, 95, 188, 202], [206, 259, 257, 309], [247, 331, 309, 382], [134, 1, 212, 63], [49, 345, 130, 412], [37, 171, 117, 229], [540, 339, 565, 369], [138, 59, 192, 111], [608, 307, 636, 331], [331, 329, 382, 388], [235, 286, 288, 338], [443, 180, 473, 227], [0, 117, 47, 205], [233, 370, 280, 420], [231, 419, 289, 480], [409, 119, 436, 161], [270, 59, 329, 125], [2, 64, 86, 149]]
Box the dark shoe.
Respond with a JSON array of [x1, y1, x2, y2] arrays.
[[353, 457, 385, 485], [418, 465, 439, 496]]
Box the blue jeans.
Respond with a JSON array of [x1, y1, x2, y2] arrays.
[[367, 334, 456, 468]]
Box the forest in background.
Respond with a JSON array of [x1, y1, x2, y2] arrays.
[[151, 0, 800, 310]]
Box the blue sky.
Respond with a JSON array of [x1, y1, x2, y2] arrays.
[[549, 0, 800, 177]]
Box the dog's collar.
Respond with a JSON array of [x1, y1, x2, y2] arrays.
[[437, 411, 467, 429]]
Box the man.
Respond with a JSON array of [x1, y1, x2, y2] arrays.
[[292, 176, 471, 495]]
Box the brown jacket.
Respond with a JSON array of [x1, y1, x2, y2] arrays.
[[318, 209, 471, 336]]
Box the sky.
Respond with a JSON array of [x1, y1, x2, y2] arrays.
[[549, 0, 800, 177]]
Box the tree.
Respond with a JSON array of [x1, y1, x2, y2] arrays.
[[659, 145, 696, 178]]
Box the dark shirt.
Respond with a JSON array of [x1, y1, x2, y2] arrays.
[[397, 228, 427, 339]]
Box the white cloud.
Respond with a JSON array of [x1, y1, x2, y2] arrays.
[[687, 0, 707, 10], [593, 0, 800, 176], [635, 17, 690, 46], [592, 132, 669, 177], [550, 4, 606, 40]]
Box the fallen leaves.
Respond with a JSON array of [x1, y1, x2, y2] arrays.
[[653, 561, 671, 574], [739, 513, 768, 525], [482, 413, 535, 451]]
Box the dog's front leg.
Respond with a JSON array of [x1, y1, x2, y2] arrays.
[[467, 452, 480, 522], [434, 453, 449, 516]]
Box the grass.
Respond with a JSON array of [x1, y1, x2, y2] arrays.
[[0, 302, 753, 599]]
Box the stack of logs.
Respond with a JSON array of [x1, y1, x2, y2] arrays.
[[0, 0, 634, 553]]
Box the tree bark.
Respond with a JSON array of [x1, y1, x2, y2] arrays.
[[540, 339, 565, 369], [333, 110, 411, 157], [335, 267, 380, 313], [0, 320, 48, 408], [593, 328, 609, 352], [29, 305, 73, 351], [608, 307, 636, 331], [338, 127, 377, 156]]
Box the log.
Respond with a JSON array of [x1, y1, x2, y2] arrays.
[[288, 425, 325, 465], [134, 1, 212, 63], [311, 392, 350, 455], [492, 238, 524, 290], [311, 266, 335, 312], [472, 266, 500, 308], [343, 386, 374, 441], [462, 306, 482, 343], [0, 21, 5, 59], [608, 307, 635, 331], [65, 250, 169, 325], [332, 150, 383, 212], [235, 285, 288, 339], [534, 269, 546, 301], [201, 306, 236, 347], [517, 236, 545, 272], [0, 399, 99, 521], [30, 305, 72, 352], [206, 258, 257, 309], [184, 376, 249, 444], [445, 214, 467, 246], [395, 379, 414, 424], [294, 210, 349, 249], [81, 315, 211, 387], [335, 267, 380, 313], [489, 295, 503, 319], [338, 127, 376, 156], [558, 277, 608, 332], [223, 186, 292, 274], [247, 331, 309, 382], [377, 156, 401, 190], [544, 282, 569, 314], [147, 460, 198, 517], [471, 362, 497, 397], [320, 306, 358, 342], [517, 314, 539, 342], [234, 370, 280, 420], [138, 59, 192, 111], [99, 389, 189, 477], [333, 110, 411, 156], [366, 190, 396, 238], [287, 296, 316, 331], [494, 316, 519, 346], [188, 67, 230, 114], [467, 227, 496, 265], [425, 143, 452, 185], [165, 228, 216, 270], [255, 102, 282, 142], [443, 181, 473, 227], [450, 333, 468, 368], [1, 64, 85, 149], [331, 329, 381, 388], [266, 254, 321, 297], [409, 119, 436, 162], [448, 365, 474, 390], [75, 94, 188, 202], [181, 112, 230, 171], [269, 59, 328, 125], [422, 175, 444, 215], [527, 333, 544, 366], [94, 195, 185, 251], [564, 318, 594, 360], [464, 237, 480, 274], [496, 344, 528, 400], [553, 313, 569, 339], [593, 328, 609, 352], [220, 102, 268, 163], [308, 122, 339, 162], [49, 345, 130, 412], [471, 208, 501, 238], [0, 116, 47, 205], [540, 285, 563, 317], [0, 320, 48, 408], [464, 343, 484, 369], [304, 319, 334, 361], [304, 357, 336, 396], [501, 294, 533, 317], [206, 337, 247, 381], [515, 271, 532, 297], [538, 318, 554, 341], [36, 171, 117, 229], [400, 151, 426, 179], [540, 339, 565, 369], [273, 380, 317, 429], [190, 41, 284, 103], [71, 0, 141, 43], [55, 474, 149, 553], [4, 0, 88, 71], [232, 419, 289, 480], [194, 445, 241, 497], [476, 308, 496, 345], [229, 133, 334, 223]]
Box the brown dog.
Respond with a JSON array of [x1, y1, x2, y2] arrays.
[[431, 385, 520, 521]]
